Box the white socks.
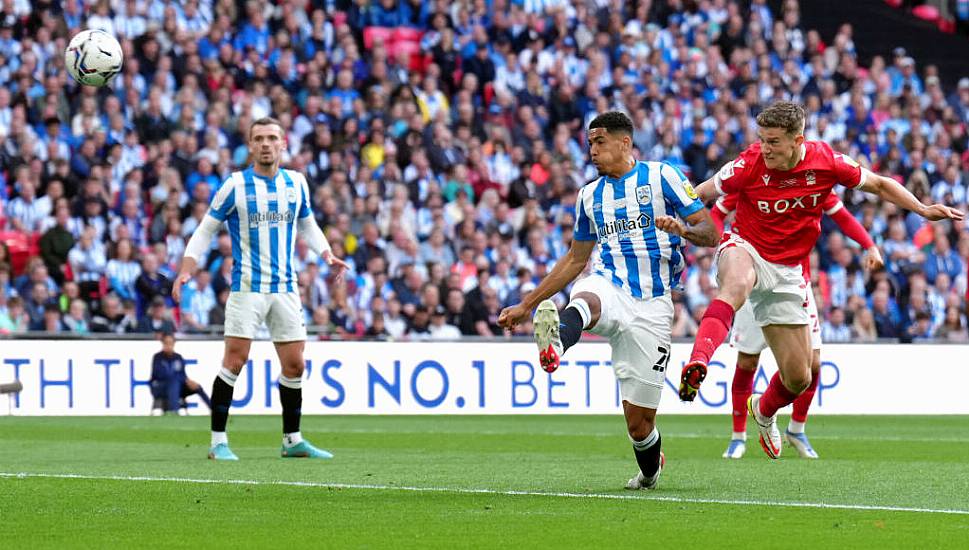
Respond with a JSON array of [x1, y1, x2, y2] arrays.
[[567, 298, 592, 329], [217, 367, 238, 387], [278, 375, 302, 389], [283, 432, 303, 448], [631, 427, 660, 451], [211, 431, 228, 447], [787, 420, 806, 434], [732, 431, 747, 441]]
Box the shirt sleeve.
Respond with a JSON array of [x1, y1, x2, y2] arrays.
[[711, 198, 728, 234], [832, 152, 865, 189], [712, 158, 742, 195], [573, 186, 596, 241], [209, 176, 236, 221], [821, 191, 844, 215], [660, 163, 705, 218], [828, 202, 875, 249], [297, 172, 312, 219]]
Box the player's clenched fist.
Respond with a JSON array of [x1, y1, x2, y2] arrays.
[[655, 215, 686, 236], [863, 246, 884, 272], [498, 304, 529, 329]]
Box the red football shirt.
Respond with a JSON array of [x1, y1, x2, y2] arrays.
[[713, 141, 865, 266], [713, 190, 845, 280]]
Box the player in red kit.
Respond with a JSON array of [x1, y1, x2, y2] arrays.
[[711, 191, 883, 459], [676, 102, 962, 459]]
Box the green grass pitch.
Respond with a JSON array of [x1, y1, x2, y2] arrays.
[[1, 415, 967, 548]]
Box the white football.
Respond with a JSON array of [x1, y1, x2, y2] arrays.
[[65, 29, 123, 87]]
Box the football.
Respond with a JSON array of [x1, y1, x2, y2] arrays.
[[64, 29, 123, 87]]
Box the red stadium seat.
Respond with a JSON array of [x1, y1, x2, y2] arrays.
[[937, 18, 956, 33], [389, 39, 421, 58], [912, 4, 940, 22], [0, 231, 30, 276], [363, 26, 393, 50], [391, 27, 423, 44]]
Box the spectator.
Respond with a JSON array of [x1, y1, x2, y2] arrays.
[[62, 298, 90, 334], [179, 268, 216, 334], [407, 304, 432, 339], [136, 295, 176, 335], [135, 253, 172, 311], [38, 205, 75, 284], [67, 225, 107, 299], [0, 295, 29, 333], [871, 289, 904, 339], [821, 307, 853, 343], [923, 231, 963, 285], [934, 306, 969, 342], [106, 238, 142, 301], [91, 293, 138, 334], [428, 305, 461, 340], [851, 307, 879, 342], [6, 180, 47, 234], [37, 303, 65, 333], [150, 333, 211, 415]]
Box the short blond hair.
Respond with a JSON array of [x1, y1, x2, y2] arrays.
[[756, 102, 806, 136]]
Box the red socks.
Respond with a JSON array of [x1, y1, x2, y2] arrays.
[[791, 370, 819, 423], [731, 367, 756, 432], [690, 299, 735, 365], [758, 372, 800, 418]]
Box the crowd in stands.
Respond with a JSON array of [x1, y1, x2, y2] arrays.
[[0, 0, 967, 343]]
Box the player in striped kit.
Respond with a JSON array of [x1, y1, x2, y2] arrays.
[[174, 117, 349, 461], [498, 112, 719, 490]]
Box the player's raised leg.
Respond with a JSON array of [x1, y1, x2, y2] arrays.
[[275, 339, 333, 459], [786, 348, 821, 458], [533, 292, 600, 373], [208, 336, 250, 460], [724, 351, 758, 459], [750, 323, 812, 459], [680, 246, 755, 401], [623, 402, 664, 490]]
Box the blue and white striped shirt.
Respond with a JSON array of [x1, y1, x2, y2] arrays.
[[573, 161, 704, 299], [208, 167, 313, 294]]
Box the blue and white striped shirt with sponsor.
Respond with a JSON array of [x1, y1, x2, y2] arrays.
[[573, 161, 704, 299], [208, 167, 313, 294]]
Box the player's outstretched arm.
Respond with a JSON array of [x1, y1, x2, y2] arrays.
[[861, 171, 965, 222], [497, 239, 595, 330], [655, 209, 720, 247], [174, 215, 220, 302]]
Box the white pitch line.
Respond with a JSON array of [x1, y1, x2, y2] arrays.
[[2, 472, 967, 516]]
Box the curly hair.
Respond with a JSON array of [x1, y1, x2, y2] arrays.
[[588, 111, 634, 136], [756, 102, 806, 136]]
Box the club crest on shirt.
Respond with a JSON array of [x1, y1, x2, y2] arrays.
[[805, 170, 816, 185], [636, 186, 652, 204], [286, 187, 298, 203]]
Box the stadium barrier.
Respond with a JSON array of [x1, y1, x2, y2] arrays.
[[0, 340, 966, 416]]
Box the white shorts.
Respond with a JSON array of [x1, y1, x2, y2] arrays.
[[224, 291, 307, 342], [731, 282, 821, 354], [716, 232, 809, 327], [571, 274, 673, 409]]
